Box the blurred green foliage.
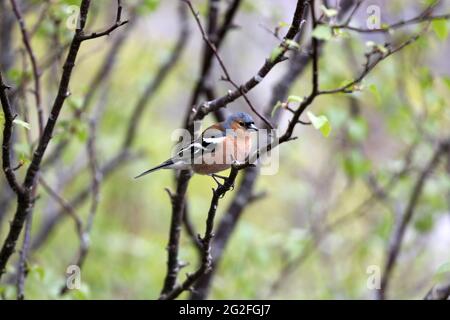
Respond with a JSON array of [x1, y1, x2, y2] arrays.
[[0, 0, 450, 300]]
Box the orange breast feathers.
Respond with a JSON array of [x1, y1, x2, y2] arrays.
[[192, 126, 253, 175]]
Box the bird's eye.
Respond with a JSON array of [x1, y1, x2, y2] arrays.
[[238, 121, 245, 126]]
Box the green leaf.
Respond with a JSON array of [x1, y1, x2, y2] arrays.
[[307, 111, 332, 137], [73, 120, 89, 143], [348, 117, 368, 142], [13, 118, 30, 130], [67, 96, 83, 111], [60, 0, 80, 5], [284, 39, 300, 50], [414, 214, 434, 234], [320, 5, 338, 17], [137, 0, 160, 15], [30, 264, 46, 281], [76, 126, 88, 142], [13, 143, 31, 163], [69, 283, 90, 300], [0, 285, 15, 299], [436, 262, 450, 276], [312, 25, 333, 41], [366, 41, 388, 54], [432, 20, 448, 41], [419, 67, 434, 89], [342, 151, 371, 178], [287, 95, 303, 104], [271, 101, 282, 118], [270, 46, 283, 62], [442, 76, 450, 89], [368, 84, 382, 104], [7, 68, 30, 84], [434, 262, 450, 282], [334, 28, 350, 38], [375, 213, 394, 240]]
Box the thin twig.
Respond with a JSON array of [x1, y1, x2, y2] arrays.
[[186, 1, 445, 299], [342, 0, 364, 26], [123, 2, 189, 148], [318, 30, 425, 96], [0, 72, 24, 196], [377, 140, 450, 299], [44, 4, 139, 168], [191, 0, 310, 123], [183, 0, 242, 127], [183, 0, 274, 129], [30, 3, 189, 254], [333, 1, 447, 33], [39, 177, 84, 236], [160, 168, 239, 300], [0, 0, 126, 280], [10, 0, 44, 136], [79, 0, 128, 41], [162, 0, 309, 299], [59, 92, 104, 296], [16, 209, 33, 300]]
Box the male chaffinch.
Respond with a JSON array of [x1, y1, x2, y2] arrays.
[[135, 112, 258, 179]]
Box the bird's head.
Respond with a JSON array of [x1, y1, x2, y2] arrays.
[[224, 112, 258, 132]]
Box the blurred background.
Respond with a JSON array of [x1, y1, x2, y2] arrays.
[[0, 0, 450, 299]]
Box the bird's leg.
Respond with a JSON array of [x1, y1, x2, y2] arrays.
[[211, 173, 236, 193]]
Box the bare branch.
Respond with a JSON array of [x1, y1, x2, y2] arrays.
[[183, 0, 274, 129], [333, 1, 448, 33], [191, 0, 310, 123], [183, 0, 242, 127], [123, 2, 190, 148], [377, 140, 450, 299], [60, 95, 104, 296], [30, 3, 190, 253], [183, 205, 203, 253], [16, 210, 33, 300], [341, 0, 365, 27], [189, 166, 259, 299], [0, 0, 120, 280], [318, 31, 424, 96], [424, 282, 450, 300], [160, 170, 192, 296], [160, 168, 239, 300], [10, 0, 44, 135], [39, 177, 84, 236], [0, 72, 24, 196], [161, 0, 310, 300], [79, 0, 129, 41], [44, 5, 140, 169]]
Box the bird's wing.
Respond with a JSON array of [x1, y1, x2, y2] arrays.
[[173, 127, 228, 163]]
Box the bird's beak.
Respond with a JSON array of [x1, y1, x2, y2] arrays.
[[247, 123, 258, 131]]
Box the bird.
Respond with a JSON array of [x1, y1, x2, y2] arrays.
[[135, 112, 258, 180]]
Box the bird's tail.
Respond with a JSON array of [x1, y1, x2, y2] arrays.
[[134, 159, 174, 179]]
